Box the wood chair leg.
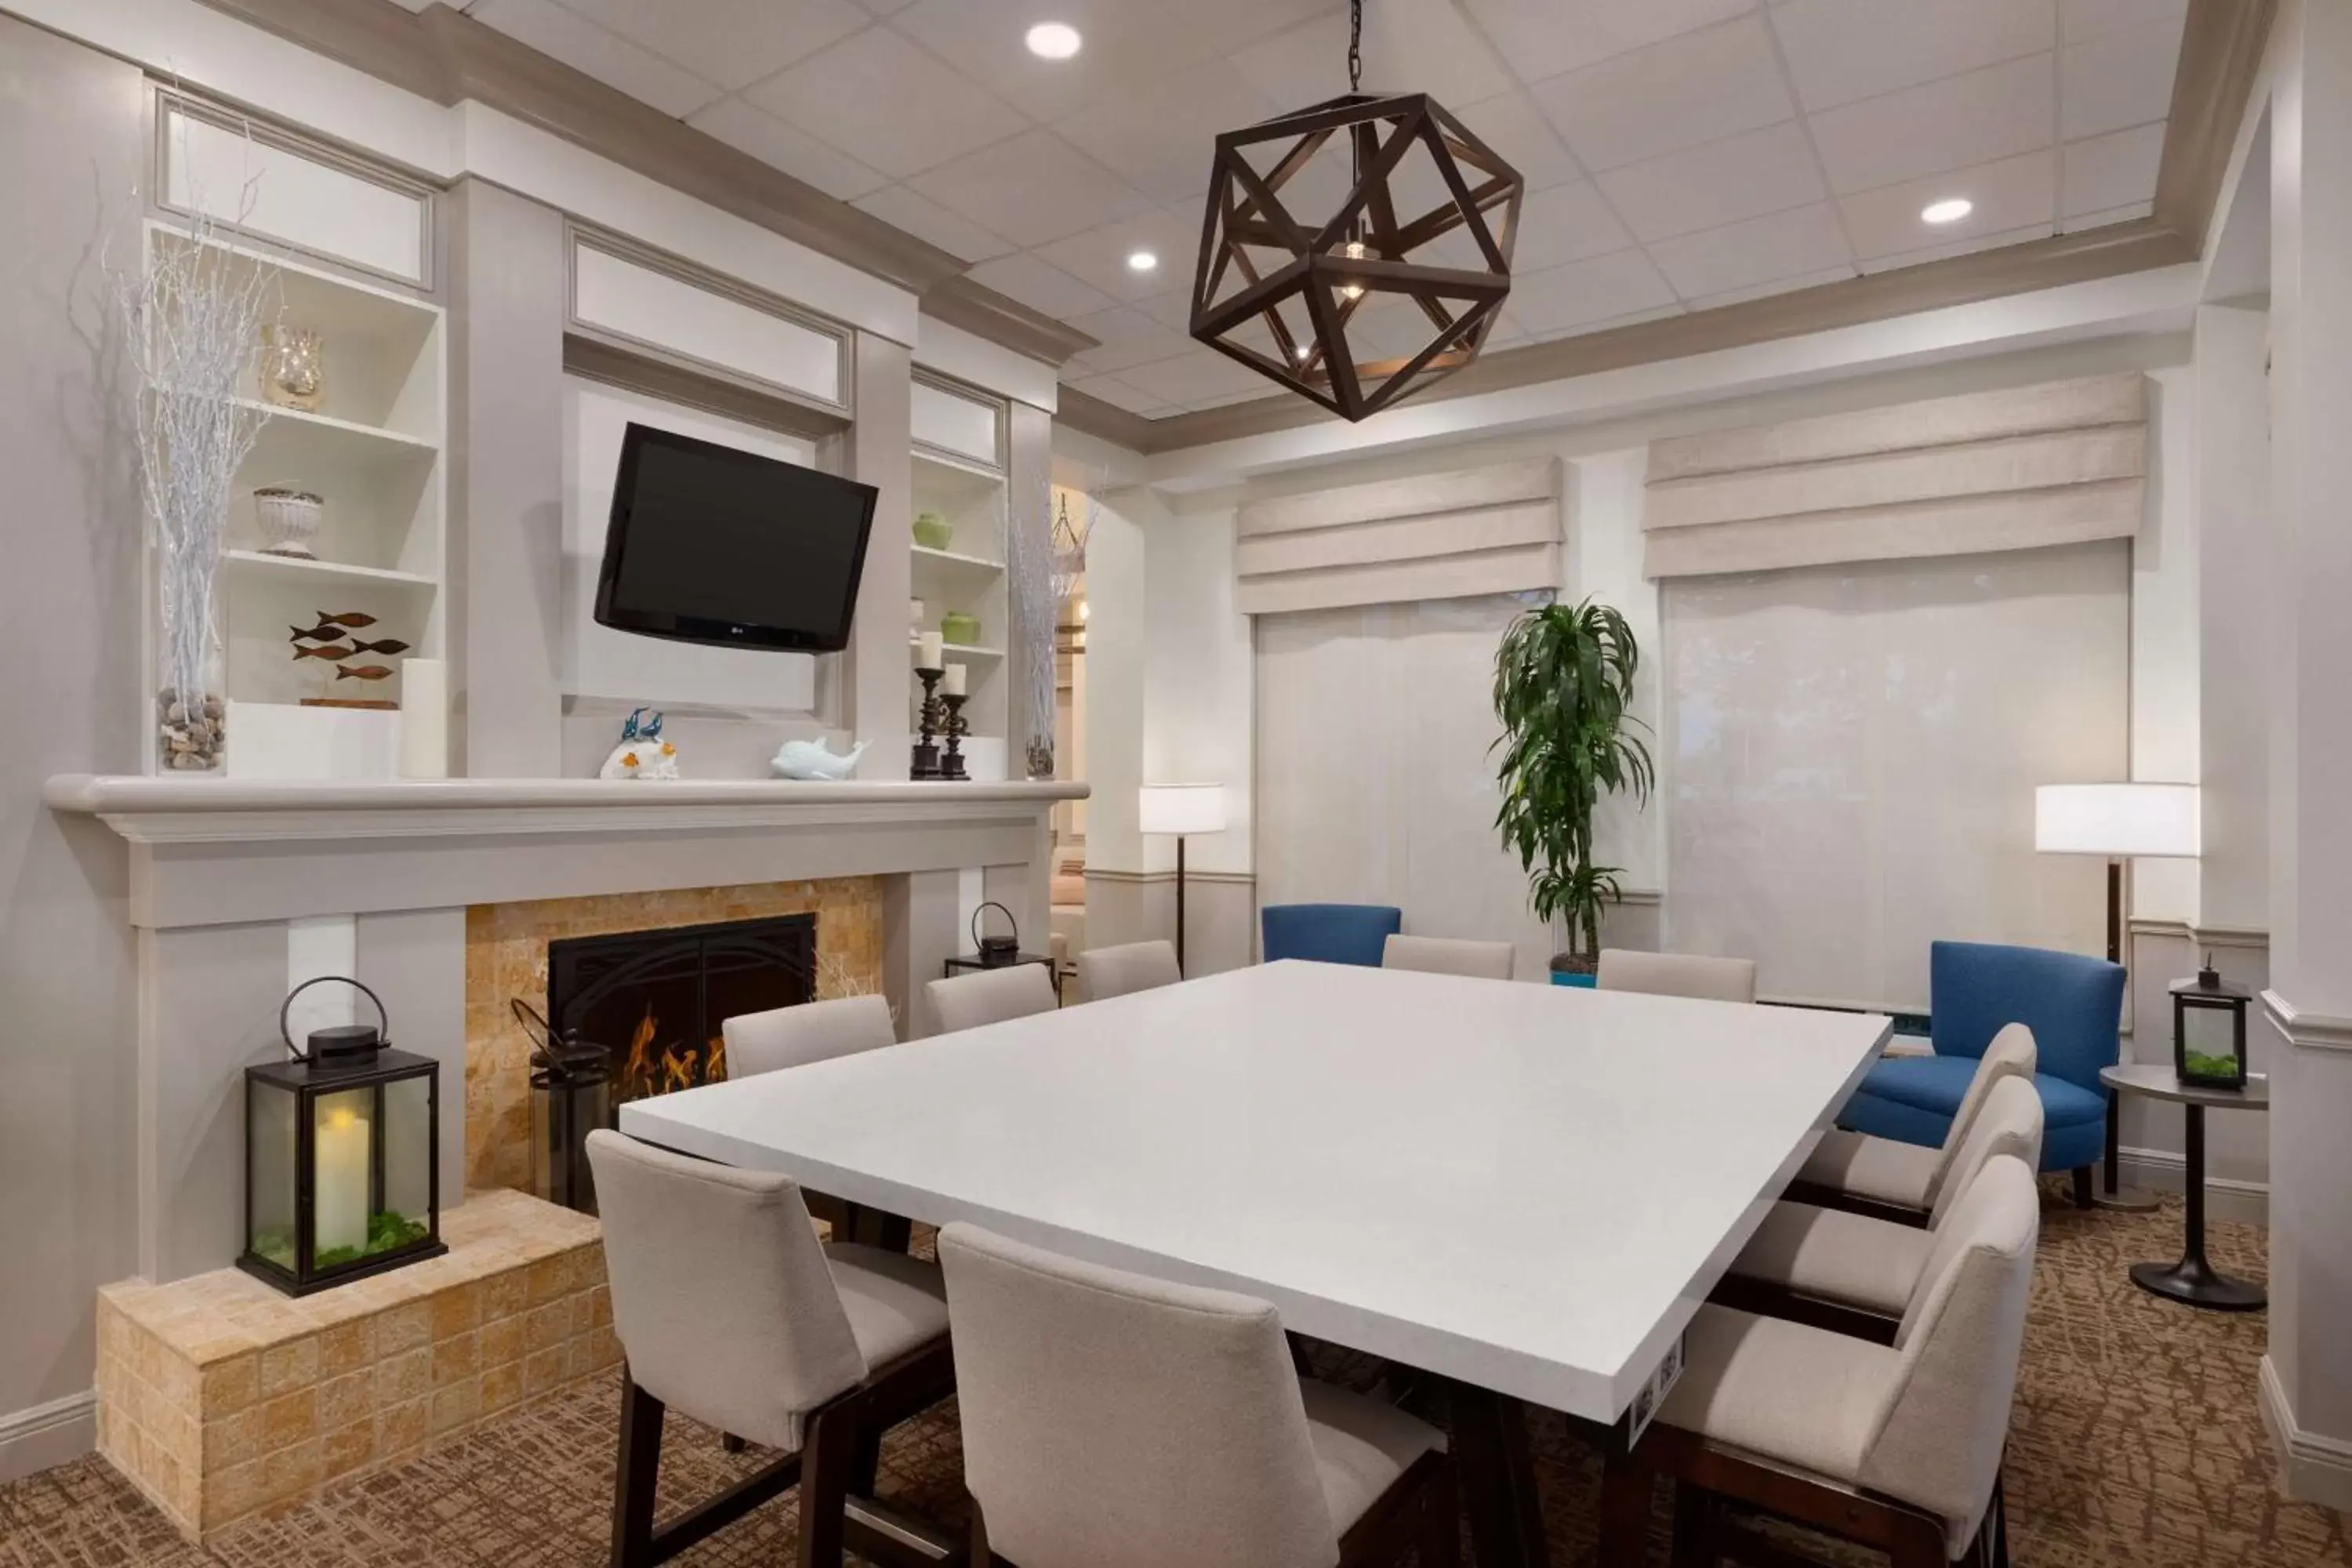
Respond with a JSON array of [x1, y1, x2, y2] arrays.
[[795, 1399, 856, 1568], [1886, 1512, 1950, 1568], [848, 1422, 885, 1497], [1669, 1479, 1716, 1568], [1419, 1457, 1462, 1568], [1598, 1447, 1651, 1568], [719, 1433, 746, 1454], [967, 1496, 991, 1568], [2071, 1165, 2094, 1208], [610, 1376, 664, 1568]]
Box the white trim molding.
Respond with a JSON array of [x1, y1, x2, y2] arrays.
[[2114, 1144, 2268, 1225], [2261, 1354, 2352, 1512], [2262, 989, 2352, 1054], [0, 1389, 96, 1483], [2127, 916, 2271, 950]]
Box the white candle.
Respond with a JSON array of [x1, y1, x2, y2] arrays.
[[916, 631, 944, 670], [315, 1101, 372, 1257], [942, 662, 967, 697], [398, 659, 448, 779]]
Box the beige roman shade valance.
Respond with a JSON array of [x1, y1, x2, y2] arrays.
[[1642, 374, 2147, 579], [1235, 458, 1562, 615]]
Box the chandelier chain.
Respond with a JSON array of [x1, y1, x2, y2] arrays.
[[1347, 0, 1362, 92]]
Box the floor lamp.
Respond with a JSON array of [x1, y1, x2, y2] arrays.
[[2035, 782, 2202, 1212], [1139, 784, 1229, 975]]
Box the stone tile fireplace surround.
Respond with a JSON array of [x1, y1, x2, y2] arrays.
[[44, 773, 1080, 1534]]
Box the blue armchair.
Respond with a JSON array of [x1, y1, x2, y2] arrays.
[[1261, 904, 1403, 967], [1840, 940, 2124, 1204]]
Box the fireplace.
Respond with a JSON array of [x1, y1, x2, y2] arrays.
[[547, 913, 817, 1105]]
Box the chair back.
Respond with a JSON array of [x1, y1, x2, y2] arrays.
[[723, 993, 895, 1078], [584, 1130, 864, 1451], [927, 964, 1059, 1034], [1595, 949, 1758, 1004], [938, 1223, 1335, 1568], [1929, 940, 2122, 1092], [1927, 1076, 2042, 1229], [1076, 939, 1181, 1003], [1862, 1154, 2039, 1555], [1260, 903, 1402, 967], [1382, 934, 1515, 980], [1925, 1022, 2038, 1197]]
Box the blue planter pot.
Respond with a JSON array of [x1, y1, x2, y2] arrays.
[[1550, 970, 1597, 988]]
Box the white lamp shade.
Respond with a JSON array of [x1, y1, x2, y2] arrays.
[[2035, 783, 2200, 857], [1138, 782, 1229, 836]]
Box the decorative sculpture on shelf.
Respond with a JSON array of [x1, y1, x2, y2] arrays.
[[770, 737, 869, 780], [260, 324, 325, 412], [598, 708, 681, 780]]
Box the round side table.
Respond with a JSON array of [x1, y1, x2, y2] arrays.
[[2099, 1063, 2268, 1311]]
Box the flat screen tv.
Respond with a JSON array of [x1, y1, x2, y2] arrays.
[[593, 422, 878, 654]]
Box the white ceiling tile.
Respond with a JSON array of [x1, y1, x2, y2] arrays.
[[1062, 305, 1200, 376], [1595, 122, 1828, 242], [2061, 122, 2165, 216], [1531, 16, 1795, 174], [1458, 0, 1756, 84], [1034, 209, 1205, 302], [471, 0, 723, 118], [1838, 148, 2056, 260], [1053, 55, 1279, 207], [1508, 181, 1635, 270], [1860, 220, 2054, 273], [1446, 91, 1586, 192], [850, 184, 1015, 262], [1685, 263, 1857, 310], [1115, 347, 1276, 405], [744, 26, 1029, 179], [2065, 199, 2154, 230], [2060, 0, 2186, 45], [1769, 0, 2055, 112], [2060, 15, 2185, 140], [1133, 289, 1198, 334], [908, 129, 1156, 248], [1809, 53, 2053, 195], [554, 0, 870, 94], [686, 99, 889, 201], [1646, 201, 1853, 298], [1065, 372, 1174, 416], [1232, 5, 1518, 110], [964, 252, 1118, 319], [1227, 12, 1352, 106], [1504, 246, 1679, 334]]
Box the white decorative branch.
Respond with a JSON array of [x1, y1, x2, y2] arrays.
[[1007, 474, 1060, 778]]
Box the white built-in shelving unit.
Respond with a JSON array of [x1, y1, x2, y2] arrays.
[[909, 374, 1012, 773]]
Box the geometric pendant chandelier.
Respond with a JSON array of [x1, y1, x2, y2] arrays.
[[1190, 0, 1523, 422]]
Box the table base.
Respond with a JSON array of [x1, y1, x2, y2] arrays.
[[2130, 1257, 2266, 1312], [2094, 1185, 2163, 1214]]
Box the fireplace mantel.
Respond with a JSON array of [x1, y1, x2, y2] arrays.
[[45, 774, 1087, 929]]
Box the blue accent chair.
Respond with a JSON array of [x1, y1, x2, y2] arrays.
[[1841, 940, 2124, 1204], [1261, 904, 1403, 967]]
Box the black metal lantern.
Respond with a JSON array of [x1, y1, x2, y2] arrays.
[[972, 901, 1022, 967], [1189, 0, 1523, 422], [239, 977, 446, 1296], [2172, 960, 2251, 1091]]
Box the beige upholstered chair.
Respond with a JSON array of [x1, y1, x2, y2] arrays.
[[723, 993, 896, 1079], [926, 963, 1058, 1034], [1381, 934, 1515, 981], [1596, 948, 1759, 1004], [937, 1223, 1458, 1568], [586, 1131, 958, 1567], [1603, 1156, 2040, 1568], [1075, 938, 1181, 1003], [1792, 1024, 2038, 1225], [1721, 1076, 2043, 1332]]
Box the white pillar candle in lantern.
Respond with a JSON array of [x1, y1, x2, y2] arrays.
[[315, 1100, 372, 1255], [916, 631, 945, 670]]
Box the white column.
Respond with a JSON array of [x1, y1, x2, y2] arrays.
[[2195, 304, 2273, 931], [2260, 0, 2352, 1510], [848, 333, 914, 775]]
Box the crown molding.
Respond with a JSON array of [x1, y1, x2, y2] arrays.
[[187, 0, 1098, 366], [1054, 386, 1160, 453], [2262, 989, 2352, 1054], [1086, 0, 2271, 456], [924, 275, 1098, 368]]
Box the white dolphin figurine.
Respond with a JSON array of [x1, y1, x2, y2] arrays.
[[770, 737, 869, 780]]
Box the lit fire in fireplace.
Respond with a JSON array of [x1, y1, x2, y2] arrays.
[[615, 1001, 730, 1102]]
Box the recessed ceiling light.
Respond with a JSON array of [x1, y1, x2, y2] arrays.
[[1025, 21, 1081, 59], [1126, 249, 1158, 273], [1921, 198, 1973, 225]]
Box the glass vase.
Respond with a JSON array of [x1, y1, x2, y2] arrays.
[[157, 646, 227, 773]]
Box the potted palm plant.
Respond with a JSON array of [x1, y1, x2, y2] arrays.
[[1490, 597, 1654, 985]]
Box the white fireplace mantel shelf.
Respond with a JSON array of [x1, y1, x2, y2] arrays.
[[45, 773, 1087, 929]]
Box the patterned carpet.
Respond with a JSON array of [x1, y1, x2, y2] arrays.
[[3, 1187, 2346, 1567]]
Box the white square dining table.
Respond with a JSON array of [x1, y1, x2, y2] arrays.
[[622, 959, 1890, 1566]]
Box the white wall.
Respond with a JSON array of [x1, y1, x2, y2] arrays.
[[2129, 365, 2202, 925], [1142, 504, 1253, 878]]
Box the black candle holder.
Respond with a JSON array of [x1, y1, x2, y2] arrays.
[[911, 666, 944, 779], [940, 692, 970, 781]]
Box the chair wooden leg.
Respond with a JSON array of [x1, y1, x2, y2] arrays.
[[1987, 1472, 2012, 1568], [848, 1422, 885, 1497], [967, 1496, 991, 1568], [610, 1375, 664, 1568], [1598, 1447, 1651, 1568], [794, 1398, 858, 1568], [719, 1433, 746, 1454], [1669, 1479, 1716, 1568], [2071, 1164, 2094, 1208], [1886, 1512, 1949, 1568], [1419, 1456, 1461, 1568]]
